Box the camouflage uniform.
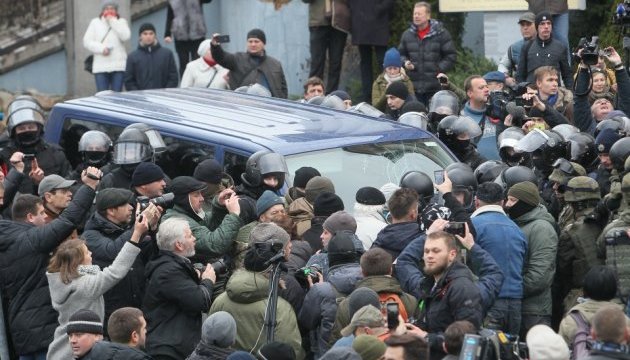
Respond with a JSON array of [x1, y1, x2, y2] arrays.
[[548, 161, 586, 230]]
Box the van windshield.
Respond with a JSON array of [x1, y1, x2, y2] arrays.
[[284, 139, 455, 209]]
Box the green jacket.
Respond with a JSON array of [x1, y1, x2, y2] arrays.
[[329, 275, 417, 346], [597, 209, 630, 297], [162, 202, 243, 259], [371, 73, 415, 112], [209, 270, 305, 359], [512, 205, 558, 316]]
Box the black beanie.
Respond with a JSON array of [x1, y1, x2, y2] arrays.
[[66, 309, 103, 335], [385, 81, 409, 100], [294, 167, 321, 188], [139, 23, 156, 35], [328, 231, 358, 267], [535, 11, 552, 28], [131, 162, 165, 187], [313, 192, 344, 217], [355, 187, 386, 206], [193, 159, 223, 184], [401, 100, 427, 115], [247, 28, 266, 44]]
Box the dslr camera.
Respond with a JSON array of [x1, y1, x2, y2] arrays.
[[193, 258, 229, 275], [573, 36, 600, 66], [137, 193, 175, 211], [295, 264, 322, 288]]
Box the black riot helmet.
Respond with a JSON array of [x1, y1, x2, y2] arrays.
[[595, 115, 630, 137], [78, 130, 112, 168], [428, 90, 460, 132], [112, 128, 153, 165], [474, 160, 509, 184], [399, 171, 434, 207], [447, 166, 478, 209], [7, 108, 46, 146], [515, 129, 568, 174], [497, 127, 528, 166], [567, 132, 597, 170], [241, 150, 288, 189], [495, 165, 538, 192], [125, 123, 167, 154], [551, 124, 580, 141], [7, 95, 43, 119], [610, 137, 630, 172], [437, 115, 482, 155], [445, 162, 474, 174]]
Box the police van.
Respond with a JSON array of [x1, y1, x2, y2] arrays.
[[43, 88, 455, 206]]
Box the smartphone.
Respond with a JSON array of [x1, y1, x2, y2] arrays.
[[386, 303, 399, 330], [514, 96, 533, 107], [445, 222, 465, 237], [22, 154, 36, 162], [434, 170, 445, 185], [215, 35, 230, 43]]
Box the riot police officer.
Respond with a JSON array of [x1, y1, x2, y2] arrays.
[[437, 115, 486, 169], [98, 127, 154, 190]]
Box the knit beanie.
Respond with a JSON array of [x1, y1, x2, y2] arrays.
[[202, 311, 236, 348], [139, 23, 156, 35], [305, 176, 335, 203], [385, 81, 409, 101], [383, 47, 402, 69], [356, 187, 386, 206], [401, 100, 427, 115], [535, 11, 552, 29], [348, 287, 381, 318], [66, 309, 103, 335], [131, 162, 164, 187], [323, 210, 357, 234], [314, 192, 345, 217], [508, 181, 541, 206], [226, 352, 256, 360], [379, 183, 400, 203], [248, 222, 290, 247], [258, 341, 296, 360], [293, 167, 321, 188], [101, 0, 118, 11], [353, 335, 386, 360], [247, 28, 266, 44], [256, 190, 284, 217]]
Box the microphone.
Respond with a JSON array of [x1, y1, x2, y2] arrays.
[[506, 101, 527, 125], [264, 250, 286, 267]]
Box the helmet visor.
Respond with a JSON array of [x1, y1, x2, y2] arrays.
[[258, 152, 288, 175], [144, 129, 166, 153], [450, 116, 482, 139], [429, 91, 459, 115], [350, 102, 385, 118], [399, 112, 428, 130], [515, 129, 548, 153], [112, 142, 152, 164], [7, 108, 45, 131]]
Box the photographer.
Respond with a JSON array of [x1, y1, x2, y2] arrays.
[[574, 46, 630, 135], [131, 162, 167, 200]]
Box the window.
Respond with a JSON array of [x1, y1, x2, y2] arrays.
[[223, 151, 249, 186]]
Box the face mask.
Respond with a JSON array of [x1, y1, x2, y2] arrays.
[[451, 139, 470, 154], [16, 130, 40, 146], [84, 151, 109, 167], [120, 164, 138, 176], [505, 200, 535, 219]]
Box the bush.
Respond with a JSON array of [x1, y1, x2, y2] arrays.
[[448, 48, 498, 89]]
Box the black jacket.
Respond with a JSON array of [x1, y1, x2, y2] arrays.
[[517, 36, 572, 88], [0, 184, 95, 354], [347, 0, 395, 46], [211, 44, 288, 98], [143, 250, 213, 360], [125, 42, 179, 90], [0, 168, 25, 218], [371, 221, 423, 259], [83, 341, 153, 360], [398, 20, 457, 95], [186, 342, 235, 360], [83, 213, 157, 329]]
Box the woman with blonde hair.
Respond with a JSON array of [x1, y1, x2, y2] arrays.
[[46, 204, 159, 360]]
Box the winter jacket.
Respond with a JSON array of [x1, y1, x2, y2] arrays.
[[209, 270, 305, 359], [471, 205, 527, 299], [186, 342, 235, 360], [559, 299, 629, 346], [0, 184, 95, 355], [83, 341, 153, 360], [371, 73, 415, 112], [286, 240, 313, 274], [306, 235, 365, 278], [517, 36, 572, 88], [372, 221, 423, 260], [47, 242, 141, 360], [527, 0, 568, 14], [83, 213, 156, 327], [288, 197, 314, 238], [83, 16, 130, 73], [302, 215, 325, 252], [162, 203, 243, 260], [462, 102, 502, 161], [302, 0, 350, 33], [143, 250, 214, 360], [511, 204, 558, 316], [0, 168, 25, 215], [299, 262, 362, 357], [398, 20, 457, 95], [181, 58, 230, 89], [165, 0, 208, 41], [353, 203, 387, 250], [396, 234, 503, 313], [329, 275, 417, 346], [498, 38, 526, 77], [347, 0, 395, 46], [124, 41, 179, 90], [211, 45, 288, 99]]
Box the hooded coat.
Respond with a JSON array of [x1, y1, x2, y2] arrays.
[[209, 270, 305, 359], [0, 184, 94, 355], [371, 221, 423, 259]]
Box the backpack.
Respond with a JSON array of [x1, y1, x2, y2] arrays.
[[379, 292, 409, 322], [569, 310, 592, 360]]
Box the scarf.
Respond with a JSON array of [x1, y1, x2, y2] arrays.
[[77, 265, 100, 276], [384, 73, 404, 84], [203, 57, 217, 67]]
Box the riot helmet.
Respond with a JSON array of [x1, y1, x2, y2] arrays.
[[551, 124, 580, 141], [595, 115, 630, 137], [399, 112, 429, 131], [515, 129, 567, 174], [78, 130, 112, 168], [320, 95, 346, 110], [399, 171, 434, 206], [474, 160, 508, 184], [6, 95, 43, 118], [567, 132, 597, 169], [112, 128, 153, 165], [445, 162, 474, 174], [610, 137, 630, 172], [7, 108, 46, 146], [495, 165, 538, 191], [348, 102, 386, 118], [447, 166, 478, 209], [428, 90, 459, 131], [241, 150, 288, 190], [307, 96, 325, 106], [437, 115, 482, 156], [548, 158, 587, 189], [234, 83, 272, 97], [497, 127, 527, 166], [125, 123, 166, 154], [564, 176, 601, 202]]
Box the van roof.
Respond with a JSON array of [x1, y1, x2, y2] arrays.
[[55, 88, 433, 155]]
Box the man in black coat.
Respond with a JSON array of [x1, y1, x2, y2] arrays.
[[0, 165, 101, 359], [143, 217, 216, 360], [125, 23, 179, 90], [398, 2, 456, 105], [211, 29, 288, 99]]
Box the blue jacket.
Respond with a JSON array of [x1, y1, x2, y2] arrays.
[[372, 221, 423, 259], [470, 206, 527, 299]]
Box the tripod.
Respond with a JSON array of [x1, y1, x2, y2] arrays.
[[263, 250, 285, 343]]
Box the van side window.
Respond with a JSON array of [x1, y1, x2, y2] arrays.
[[157, 136, 214, 178], [224, 151, 248, 186]]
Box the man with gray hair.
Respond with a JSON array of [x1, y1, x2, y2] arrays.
[[143, 218, 216, 360]]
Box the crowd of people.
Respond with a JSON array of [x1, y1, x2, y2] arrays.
[[4, 0, 630, 360]]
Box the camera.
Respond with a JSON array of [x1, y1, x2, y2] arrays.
[[445, 222, 465, 237], [295, 264, 322, 288], [605, 229, 630, 246], [573, 36, 600, 66], [137, 193, 175, 211], [193, 259, 229, 275], [22, 153, 36, 162], [459, 330, 528, 360]]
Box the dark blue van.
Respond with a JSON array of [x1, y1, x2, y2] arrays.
[[44, 88, 455, 206]]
